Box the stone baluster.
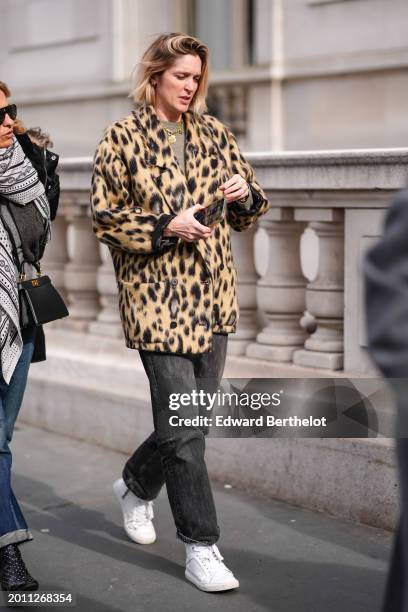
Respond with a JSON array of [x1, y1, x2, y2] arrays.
[[89, 243, 123, 338], [246, 208, 307, 362], [62, 198, 100, 331], [228, 225, 258, 356], [293, 210, 345, 370]]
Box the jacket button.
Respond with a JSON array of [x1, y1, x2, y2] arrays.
[[170, 279, 178, 287], [170, 321, 177, 329]]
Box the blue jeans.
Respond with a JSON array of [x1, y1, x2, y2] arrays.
[[123, 333, 228, 545], [0, 332, 35, 548]]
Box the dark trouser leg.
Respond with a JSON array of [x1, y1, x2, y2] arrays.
[[124, 334, 228, 499], [123, 334, 228, 544], [122, 432, 163, 501], [382, 438, 408, 612]]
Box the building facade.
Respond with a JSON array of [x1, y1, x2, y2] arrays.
[[1, 0, 407, 155], [1, 0, 407, 528]]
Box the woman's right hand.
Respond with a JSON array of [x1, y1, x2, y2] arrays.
[[163, 204, 213, 242]]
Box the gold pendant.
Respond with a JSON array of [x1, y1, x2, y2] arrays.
[[168, 134, 176, 144]]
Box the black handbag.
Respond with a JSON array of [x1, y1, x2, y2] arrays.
[[0, 204, 68, 329], [18, 265, 69, 329]]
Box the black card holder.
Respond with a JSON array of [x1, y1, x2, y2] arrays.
[[19, 275, 69, 328]]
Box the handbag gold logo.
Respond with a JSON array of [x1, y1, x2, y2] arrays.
[[31, 279, 40, 287]]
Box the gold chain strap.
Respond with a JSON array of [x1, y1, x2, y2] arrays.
[[19, 264, 43, 282]]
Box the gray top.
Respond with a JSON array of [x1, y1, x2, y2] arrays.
[[162, 120, 186, 174]]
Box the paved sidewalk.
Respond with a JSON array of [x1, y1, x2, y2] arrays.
[[1, 425, 392, 612]]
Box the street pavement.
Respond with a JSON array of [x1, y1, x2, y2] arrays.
[[0, 424, 392, 612]]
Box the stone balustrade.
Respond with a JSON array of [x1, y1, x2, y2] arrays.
[[49, 148, 408, 375]]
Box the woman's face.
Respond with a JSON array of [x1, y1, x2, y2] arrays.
[[153, 54, 202, 120], [0, 90, 14, 148]]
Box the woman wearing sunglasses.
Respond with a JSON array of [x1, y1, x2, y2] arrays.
[[0, 81, 58, 592], [91, 33, 269, 593]]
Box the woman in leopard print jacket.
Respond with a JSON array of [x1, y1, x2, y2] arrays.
[[91, 32, 269, 593]]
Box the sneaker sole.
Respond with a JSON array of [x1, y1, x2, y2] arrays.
[[124, 526, 157, 545], [185, 570, 239, 592], [113, 481, 157, 545]]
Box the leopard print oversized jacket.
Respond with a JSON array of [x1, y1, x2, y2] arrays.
[[91, 104, 269, 354]]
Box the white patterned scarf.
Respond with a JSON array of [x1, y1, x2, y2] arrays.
[[0, 136, 50, 383], [0, 223, 21, 384], [0, 136, 50, 223]]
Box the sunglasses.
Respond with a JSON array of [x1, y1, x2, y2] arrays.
[[0, 104, 17, 125]]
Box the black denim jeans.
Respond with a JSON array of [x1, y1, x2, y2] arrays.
[[123, 333, 228, 545]]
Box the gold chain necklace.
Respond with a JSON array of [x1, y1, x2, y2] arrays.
[[163, 120, 184, 144]]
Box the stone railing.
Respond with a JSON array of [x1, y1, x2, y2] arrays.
[[45, 148, 408, 376], [244, 149, 408, 374]]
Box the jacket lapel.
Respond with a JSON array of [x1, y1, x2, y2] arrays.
[[182, 112, 226, 275], [131, 105, 222, 275], [132, 105, 192, 215], [184, 111, 228, 203]]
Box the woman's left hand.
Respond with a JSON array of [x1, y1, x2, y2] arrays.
[[220, 174, 249, 203]]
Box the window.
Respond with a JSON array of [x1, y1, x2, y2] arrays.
[[186, 0, 256, 70]]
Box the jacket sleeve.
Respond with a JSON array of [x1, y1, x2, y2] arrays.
[[364, 189, 408, 378], [91, 135, 177, 255], [224, 128, 270, 232]]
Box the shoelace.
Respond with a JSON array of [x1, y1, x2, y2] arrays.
[[127, 501, 154, 527], [190, 544, 230, 574]]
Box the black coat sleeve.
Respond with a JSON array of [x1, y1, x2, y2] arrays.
[[364, 189, 408, 378]]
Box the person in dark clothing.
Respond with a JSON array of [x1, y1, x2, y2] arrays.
[[0, 81, 58, 592], [365, 188, 408, 612]]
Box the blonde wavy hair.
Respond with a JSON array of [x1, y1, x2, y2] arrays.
[[130, 33, 209, 115], [0, 80, 25, 134]]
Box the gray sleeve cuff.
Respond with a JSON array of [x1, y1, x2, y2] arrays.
[[228, 185, 264, 216], [233, 190, 253, 211]]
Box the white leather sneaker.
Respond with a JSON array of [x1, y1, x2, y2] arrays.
[[113, 478, 156, 545], [185, 543, 240, 592]]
